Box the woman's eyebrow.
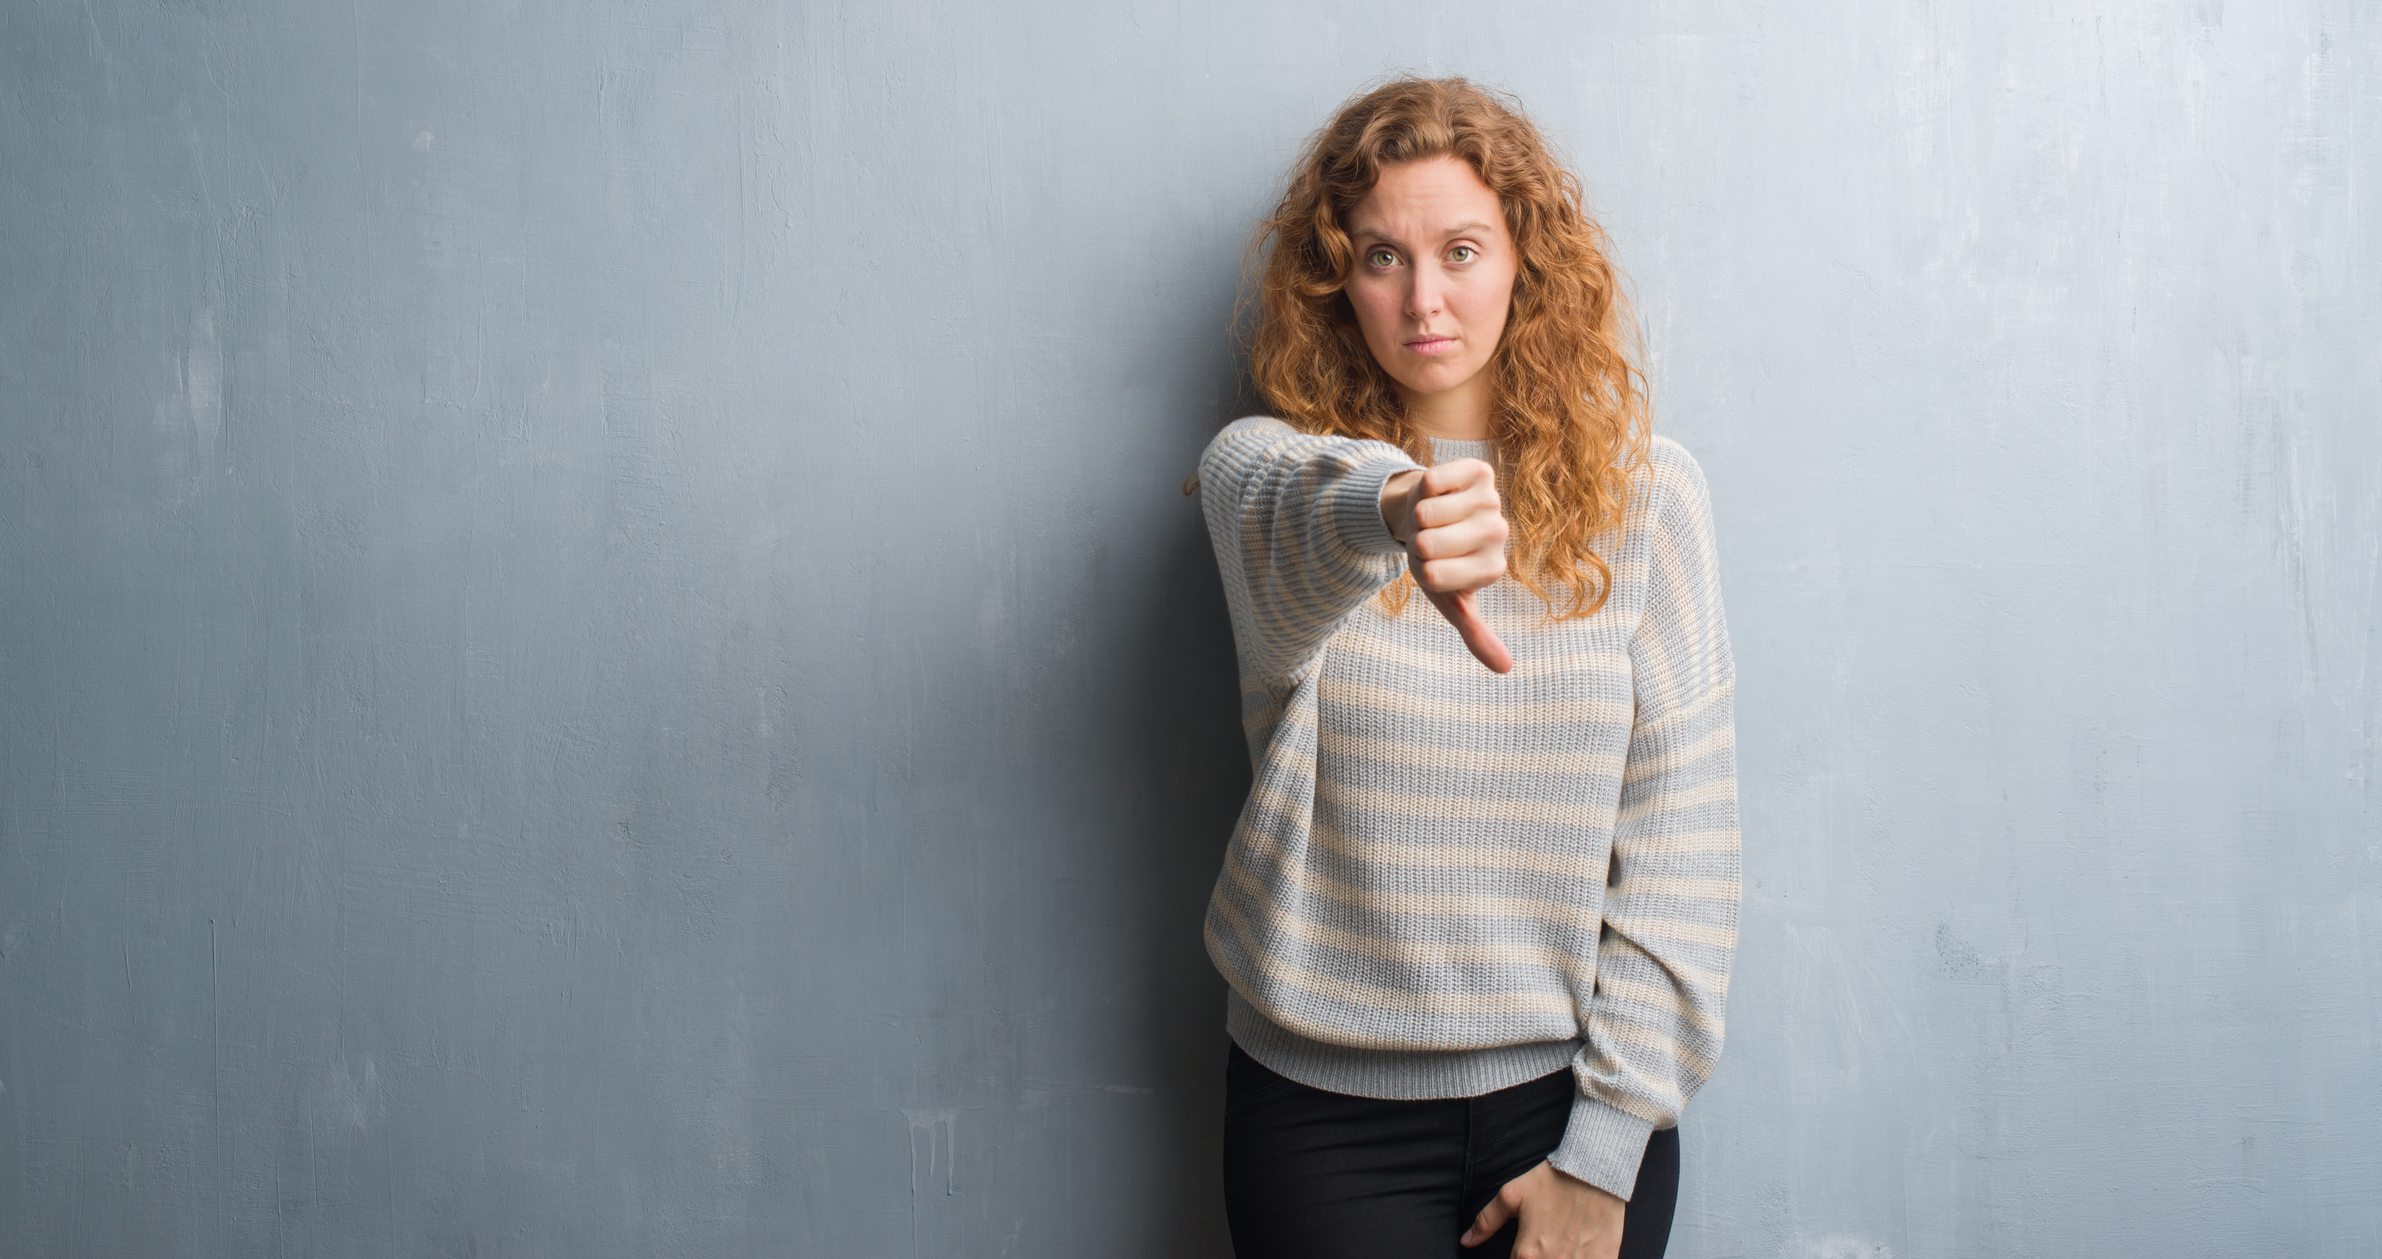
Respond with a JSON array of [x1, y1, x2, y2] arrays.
[[1350, 221, 1498, 243]]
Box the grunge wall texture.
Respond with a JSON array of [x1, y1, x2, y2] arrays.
[[3, 1, 2376, 1254]]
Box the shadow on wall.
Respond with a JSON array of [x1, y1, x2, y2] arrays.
[[1112, 326, 1258, 1256]]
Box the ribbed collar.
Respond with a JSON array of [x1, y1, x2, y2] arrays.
[[1428, 436, 1494, 463]]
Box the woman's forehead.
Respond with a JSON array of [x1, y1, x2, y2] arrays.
[[1347, 158, 1505, 241]]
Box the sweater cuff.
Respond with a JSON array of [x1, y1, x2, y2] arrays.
[[1326, 455, 1421, 557], [1548, 1093, 1656, 1202]]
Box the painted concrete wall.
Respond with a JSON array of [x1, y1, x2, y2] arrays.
[[3, 1, 2375, 1254]]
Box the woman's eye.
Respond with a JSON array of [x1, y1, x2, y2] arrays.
[[1368, 250, 1397, 268], [1449, 245, 1476, 263]]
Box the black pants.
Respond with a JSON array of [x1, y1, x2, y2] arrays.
[[1221, 1044, 1679, 1259]]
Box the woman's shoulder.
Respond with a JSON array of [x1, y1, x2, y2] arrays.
[[1630, 434, 1715, 523], [1221, 414, 1296, 440], [1201, 415, 1414, 477], [1202, 415, 1298, 462]]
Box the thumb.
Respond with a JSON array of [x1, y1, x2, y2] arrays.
[[1427, 589, 1513, 675], [1460, 1189, 1517, 1248]]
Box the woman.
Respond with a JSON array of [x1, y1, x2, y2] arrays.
[[1195, 78, 1739, 1259]]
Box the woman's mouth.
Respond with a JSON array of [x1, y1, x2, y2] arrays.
[[1405, 336, 1458, 356]]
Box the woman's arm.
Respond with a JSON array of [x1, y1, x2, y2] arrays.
[[1197, 417, 1421, 687], [1461, 450, 1737, 1258], [1557, 447, 1742, 1196]]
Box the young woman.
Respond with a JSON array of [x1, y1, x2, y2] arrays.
[[1195, 79, 1740, 1259]]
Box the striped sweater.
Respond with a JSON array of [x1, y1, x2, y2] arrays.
[[1196, 416, 1739, 1200]]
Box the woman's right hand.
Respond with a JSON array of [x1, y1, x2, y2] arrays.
[[1383, 459, 1513, 674]]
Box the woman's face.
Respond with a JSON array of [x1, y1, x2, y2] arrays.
[[1342, 156, 1519, 424]]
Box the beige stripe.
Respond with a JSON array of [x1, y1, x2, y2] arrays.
[[1238, 819, 1731, 991], [1617, 777, 1738, 827], [1332, 631, 1631, 683], [1263, 700, 1318, 733], [1622, 725, 1735, 785], [1583, 1068, 1687, 1117], [1598, 932, 1733, 991], [1604, 828, 1738, 855], [1597, 937, 1736, 994], [1635, 529, 1690, 705], [1219, 855, 1603, 990], [1642, 459, 1702, 506], [1601, 951, 1733, 1003], [1306, 814, 1608, 879], [1631, 683, 1732, 738], [1596, 968, 1730, 1014], [1646, 536, 1729, 702], [1245, 775, 1686, 880], [1319, 676, 1634, 727], [1608, 876, 1741, 904], [1239, 779, 1608, 879], [1226, 834, 1602, 929], [1316, 777, 1605, 828], [1223, 857, 1732, 1012], [1602, 911, 1739, 951], [1586, 1018, 1716, 1081], [1585, 974, 1704, 1023], [1320, 726, 1624, 778], [1208, 892, 1578, 1020], [1586, 1056, 1693, 1114]]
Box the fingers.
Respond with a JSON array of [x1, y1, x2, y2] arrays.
[[1459, 1181, 1522, 1247], [1378, 468, 1427, 545], [1407, 510, 1506, 563], [1410, 459, 1501, 536], [1413, 553, 1506, 601], [1418, 456, 1496, 500], [1398, 458, 1510, 674], [1428, 589, 1513, 675], [1406, 458, 1507, 595]]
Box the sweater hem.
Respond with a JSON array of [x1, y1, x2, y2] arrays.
[[1225, 988, 1579, 1101]]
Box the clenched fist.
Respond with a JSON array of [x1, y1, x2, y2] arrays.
[[1382, 457, 1512, 674]]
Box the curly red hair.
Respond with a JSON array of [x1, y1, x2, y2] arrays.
[[1248, 76, 1650, 618]]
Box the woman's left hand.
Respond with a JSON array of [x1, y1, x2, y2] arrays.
[[1460, 1160, 1626, 1258]]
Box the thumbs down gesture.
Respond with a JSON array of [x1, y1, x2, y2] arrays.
[[1382, 458, 1513, 675]]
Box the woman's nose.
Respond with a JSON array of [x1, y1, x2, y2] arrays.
[[1405, 271, 1443, 320]]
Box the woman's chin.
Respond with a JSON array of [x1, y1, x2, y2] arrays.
[[1396, 363, 1485, 398]]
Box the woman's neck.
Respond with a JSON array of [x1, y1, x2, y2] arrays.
[[1399, 376, 1494, 443]]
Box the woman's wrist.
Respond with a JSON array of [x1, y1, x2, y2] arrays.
[[1380, 468, 1426, 545]]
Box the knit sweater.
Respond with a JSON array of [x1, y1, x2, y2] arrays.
[[1196, 416, 1739, 1201]]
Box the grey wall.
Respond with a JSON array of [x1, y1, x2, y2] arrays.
[[3, 1, 2375, 1255]]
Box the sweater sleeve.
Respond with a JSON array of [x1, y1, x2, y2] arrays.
[[1197, 416, 1421, 689], [1547, 447, 1741, 1200]]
